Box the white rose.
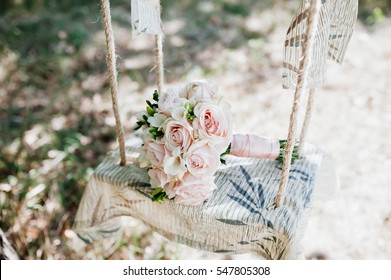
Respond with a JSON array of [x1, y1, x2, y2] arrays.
[[148, 113, 167, 128], [163, 147, 187, 180]]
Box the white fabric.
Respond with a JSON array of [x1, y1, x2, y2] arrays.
[[131, 0, 163, 35], [282, 0, 358, 89]]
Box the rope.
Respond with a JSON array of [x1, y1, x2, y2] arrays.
[[100, 0, 127, 166], [298, 88, 315, 156], [154, 34, 165, 94], [275, 0, 321, 208]]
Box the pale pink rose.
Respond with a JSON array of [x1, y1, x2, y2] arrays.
[[164, 180, 180, 199], [184, 81, 218, 101], [145, 140, 166, 168], [163, 119, 193, 152], [157, 88, 185, 116], [148, 168, 169, 189], [193, 102, 233, 153], [184, 140, 220, 177], [174, 174, 216, 206]]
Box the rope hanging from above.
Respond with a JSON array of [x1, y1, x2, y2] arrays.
[[154, 34, 164, 94], [275, 0, 321, 208], [277, 0, 358, 206], [298, 88, 316, 156], [100, 0, 127, 166], [100, 0, 165, 166]]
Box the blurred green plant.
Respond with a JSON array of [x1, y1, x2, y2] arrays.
[[365, 7, 386, 24], [358, 0, 390, 24]]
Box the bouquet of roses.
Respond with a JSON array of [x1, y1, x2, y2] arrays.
[[135, 81, 298, 206]]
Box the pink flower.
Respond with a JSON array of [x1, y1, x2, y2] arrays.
[[145, 140, 166, 168], [184, 81, 218, 101], [148, 168, 169, 189], [174, 174, 216, 206], [184, 140, 220, 177], [157, 88, 185, 116], [163, 119, 193, 152], [193, 102, 233, 153], [164, 180, 180, 199]]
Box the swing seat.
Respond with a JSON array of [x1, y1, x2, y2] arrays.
[[74, 134, 338, 260]]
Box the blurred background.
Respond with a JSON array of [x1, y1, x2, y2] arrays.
[[1, 0, 390, 259]]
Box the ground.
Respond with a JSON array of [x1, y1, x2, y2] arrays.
[[0, 0, 390, 259]]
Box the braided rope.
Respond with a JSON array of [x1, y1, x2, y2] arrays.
[[275, 0, 321, 208], [100, 0, 127, 166], [298, 88, 316, 156]]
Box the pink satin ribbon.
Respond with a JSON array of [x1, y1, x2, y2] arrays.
[[230, 134, 280, 159]]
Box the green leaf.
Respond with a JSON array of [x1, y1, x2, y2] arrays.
[[186, 113, 196, 121], [184, 102, 196, 121], [153, 90, 159, 102], [276, 139, 300, 164], [134, 121, 145, 131], [146, 106, 155, 116], [220, 144, 231, 157], [146, 100, 153, 108], [151, 188, 166, 202], [149, 128, 163, 140]]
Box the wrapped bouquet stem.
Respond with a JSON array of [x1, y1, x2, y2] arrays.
[[231, 134, 280, 159], [230, 134, 299, 163]]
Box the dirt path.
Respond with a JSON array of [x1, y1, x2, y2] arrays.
[[302, 20, 391, 259]]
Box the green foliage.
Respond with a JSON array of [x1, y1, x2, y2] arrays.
[[276, 140, 299, 164], [366, 7, 387, 24], [149, 128, 164, 140], [153, 90, 159, 102], [151, 188, 166, 202], [359, 0, 390, 24]]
